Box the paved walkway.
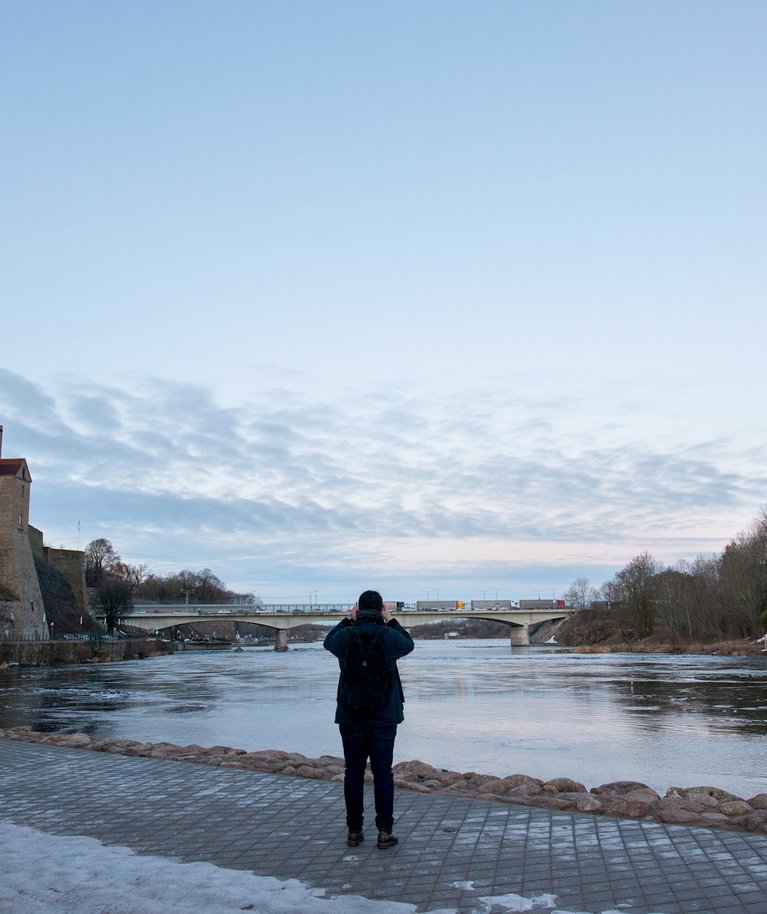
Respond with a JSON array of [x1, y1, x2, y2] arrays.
[[1, 739, 766, 914]]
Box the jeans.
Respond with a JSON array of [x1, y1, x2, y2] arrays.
[[339, 724, 397, 833]]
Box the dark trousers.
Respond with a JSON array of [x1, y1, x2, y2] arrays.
[[339, 724, 397, 833]]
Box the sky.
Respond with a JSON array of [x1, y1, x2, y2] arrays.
[[1, 1, 765, 603]]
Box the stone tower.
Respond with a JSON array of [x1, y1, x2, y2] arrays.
[[0, 427, 49, 639]]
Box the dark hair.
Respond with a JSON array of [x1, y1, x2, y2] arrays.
[[358, 590, 384, 614]]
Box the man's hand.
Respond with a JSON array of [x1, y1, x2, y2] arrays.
[[382, 603, 392, 623], [349, 602, 358, 621]]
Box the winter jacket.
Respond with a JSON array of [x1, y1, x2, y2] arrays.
[[323, 608, 415, 727]]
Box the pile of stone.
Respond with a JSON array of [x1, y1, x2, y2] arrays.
[[3, 727, 766, 836]]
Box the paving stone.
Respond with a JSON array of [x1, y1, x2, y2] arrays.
[[2, 739, 767, 913]]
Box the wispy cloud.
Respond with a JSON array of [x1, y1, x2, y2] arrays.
[[1, 368, 764, 599]]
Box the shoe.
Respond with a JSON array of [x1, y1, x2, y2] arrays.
[[377, 830, 398, 849], [347, 831, 364, 847]]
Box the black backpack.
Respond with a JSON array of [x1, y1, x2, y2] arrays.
[[340, 628, 392, 713]]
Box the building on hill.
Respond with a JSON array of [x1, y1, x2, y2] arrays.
[[0, 426, 88, 639]]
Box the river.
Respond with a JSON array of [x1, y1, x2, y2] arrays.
[[1, 640, 765, 799]]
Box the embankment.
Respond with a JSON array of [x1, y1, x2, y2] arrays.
[[0, 639, 174, 667], [4, 728, 766, 838]]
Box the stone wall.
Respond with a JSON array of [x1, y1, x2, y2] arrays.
[[0, 469, 47, 640], [0, 638, 175, 666]]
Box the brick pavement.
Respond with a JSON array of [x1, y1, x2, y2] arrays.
[[1, 739, 766, 913]]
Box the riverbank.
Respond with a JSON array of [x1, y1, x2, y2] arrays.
[[4, 726, 766, 838], [0, 638, 236, 667], [0, 638, 174, 667], [567, 638, 766, 656]]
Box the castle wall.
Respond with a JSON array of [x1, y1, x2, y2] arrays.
[[43, 547, 88, 611], [0, 467, 49, 639]]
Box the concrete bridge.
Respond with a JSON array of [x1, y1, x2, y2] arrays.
[[121, 604, 571, 650]]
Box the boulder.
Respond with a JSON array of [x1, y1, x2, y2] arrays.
[[544, 796, 576, 810], [622, 788, 661, 804], [58, 733, 93, 749], [605, 798, 655, 818], [391, 760, 438, 782], [668, 785, 740, 803], [747, 794, 767, 810], [592, 781, 652, 796], [657, 808, 703, 825], [658, 797, 707, 814], [576, 795, 604, 814], [731, 811, 767, 831], [699, 812, 731, 826], [395, 780, 434, 793], [499, 774, 543, 788], [295, 765, 326, 780], [508, 782, 543, 797], [719, 800, 753, 817], [543, 778, 586, 794], [684, 791, 719, 809]]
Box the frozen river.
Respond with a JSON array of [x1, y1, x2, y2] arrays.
[[1, 640, 766, 798]]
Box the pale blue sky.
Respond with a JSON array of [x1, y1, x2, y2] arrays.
[[1, 1, 765, 602]]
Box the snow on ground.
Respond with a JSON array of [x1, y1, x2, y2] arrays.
[[0, 820, 667, 914]]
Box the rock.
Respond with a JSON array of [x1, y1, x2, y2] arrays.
[[435, 771, 464, 786], [276, 765, 297, 776], [499, 774, 543, 788], [747, 794, 767, 810], [699, 812, 731, 826], [658, 797, 707, 814], [605, 798, 655, 818], [576, 795, 604, 814], [544, 796, 576, 810], [731, 811, 767, 831], [622, 788, 661, 804], [477, 779, 503, 794], [395, 780, 433, 793], [391, 760, 438, 781], [657, 808, 703, 825], [592, 781, 652, 796], [58, 733, 92, 749], [684, 791, 720, 809], [508, 782, 543, 797], [668, 785, 741, 803], [295, 765, 325, 779], [543, 778, 586, 794], [719, 800, 753, 817]]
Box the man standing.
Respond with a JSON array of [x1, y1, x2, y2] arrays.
[[324, 590, 414, 849]]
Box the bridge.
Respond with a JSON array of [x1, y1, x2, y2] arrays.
[[120, 603, 571, 650]]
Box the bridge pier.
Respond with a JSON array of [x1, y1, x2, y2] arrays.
[[274, 630, 289, 652], [509, 624, 530, 646]]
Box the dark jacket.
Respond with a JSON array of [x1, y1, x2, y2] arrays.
[[323, 608, 415, 727]]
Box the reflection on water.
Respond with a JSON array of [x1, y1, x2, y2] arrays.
[[1, 641, 765, 797]]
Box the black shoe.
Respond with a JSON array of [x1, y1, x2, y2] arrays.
[[347, 831, 364, 847], [377, 830, 398, 849]]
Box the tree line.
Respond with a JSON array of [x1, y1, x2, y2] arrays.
[[84, 538, 257, 633], [563, 508, 767, 643]]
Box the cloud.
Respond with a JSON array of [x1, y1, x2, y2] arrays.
[[1, 368, 765, 598]]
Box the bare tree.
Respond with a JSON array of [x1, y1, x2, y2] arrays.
[[613, 552, 663, 638], [84, 538, 121, 586], [94, 577, 133, 634], [563, 577, 597, 610]]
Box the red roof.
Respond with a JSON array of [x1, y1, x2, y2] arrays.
[[0, 458, 30, 480]]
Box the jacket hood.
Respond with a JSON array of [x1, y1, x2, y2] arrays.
[[356, 607, 385, 625]]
